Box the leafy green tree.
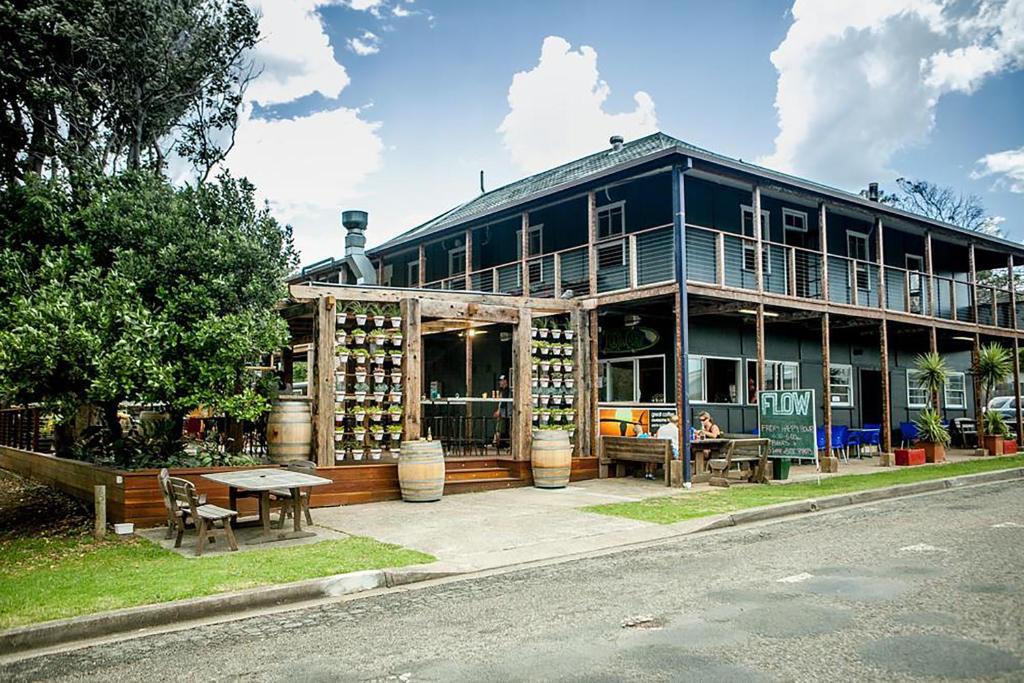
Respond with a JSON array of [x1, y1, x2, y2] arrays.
[[0, 171, 297, 460]]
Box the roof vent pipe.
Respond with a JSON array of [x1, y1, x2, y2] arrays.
[[610, 135, 624, 152], [867, 182, 879, 202], [341, 209, 377, 285]]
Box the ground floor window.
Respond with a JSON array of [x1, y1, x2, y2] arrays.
[[829, 364, 854, 406], [600, 355, 665, 403], [907, 369, 929, 408], [689, 355, 741, 404], [746, 360, 800, 403], [944, 372, 966, 409]]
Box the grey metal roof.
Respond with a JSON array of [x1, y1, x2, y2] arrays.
[[364, 131, 1022, 258]]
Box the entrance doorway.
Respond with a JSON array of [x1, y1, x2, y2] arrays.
[[860, 369, 882, 425]]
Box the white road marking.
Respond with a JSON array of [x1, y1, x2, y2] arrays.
[[899, 543, 948, 553], [777, 572, 814, 583], [991, 521, 1022, 528]]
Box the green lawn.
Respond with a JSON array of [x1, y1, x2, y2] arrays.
[[585, 456, 1024, 525], [0, 534, 434, 629]]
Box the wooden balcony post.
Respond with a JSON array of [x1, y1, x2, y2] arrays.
[[628, 233, 639, 288], [401, 298, 422, 440], [969, 243, 978, 323], [465, 329, 474, 438], [589, 308, 600, 459], [513, 308, 533, 460], [973, 333, 983, 438], [553, 252, 562, 298], [587, 192, 598, 295], [819, 203, 830, 301], [310, 294, 336, 466], [465, 229, 473, 290], [756, 304, 766, 392], [417, 244, 426, 287], [904, 270, 911, 313], [571, 308, 589, 457], [715, 231, 725, 286], [924, 231, 935, 317], [753, 185, 764, 292], [875, 217, 887, 310], [521, 213, 531, 297], [879, 319, 892, 459], [850, 260, 858, 307], [787, 247, 797, 297], [951, 281, 958, 321]]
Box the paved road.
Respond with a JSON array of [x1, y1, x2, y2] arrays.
[[5, 482, 1024, 682]]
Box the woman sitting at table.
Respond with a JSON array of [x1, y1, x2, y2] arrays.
[[696, 411, 721, 440]]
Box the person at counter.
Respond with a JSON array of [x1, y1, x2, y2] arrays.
[[696, 411, 721, 440], [492, 375, 511, 450]]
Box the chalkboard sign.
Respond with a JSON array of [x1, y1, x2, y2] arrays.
[[757, 389, 817, 461]]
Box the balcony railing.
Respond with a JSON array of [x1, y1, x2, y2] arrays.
[[418, 223, 1019, 331]]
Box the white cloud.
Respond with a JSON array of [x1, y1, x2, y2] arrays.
[[973, 146, 1024, 193], [497, 36, 658, 173], [221, 1, 385, 260], [761, 0, 1024, 189], [347, 30, 381, 55]]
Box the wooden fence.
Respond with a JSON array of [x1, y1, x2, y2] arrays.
[[0, 408, 43, 452]]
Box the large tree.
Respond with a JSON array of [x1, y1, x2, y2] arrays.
[[0, 171, 296, 460], [870, 178, 1002, 236]]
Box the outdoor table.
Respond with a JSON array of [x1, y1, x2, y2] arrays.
[[690, 438, 768, 483], [202, 468, 332, 544]]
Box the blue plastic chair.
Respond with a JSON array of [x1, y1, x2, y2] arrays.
[[830, 425, 850, 462], [846, 429, 863, 458], [899, 422, 919, 448], [816, 426, 826, 451], [862, 423, 881, 447]]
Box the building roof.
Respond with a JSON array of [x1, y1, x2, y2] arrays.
[[363, 131, 1022, 258]]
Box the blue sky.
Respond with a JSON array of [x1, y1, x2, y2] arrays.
[[229, 0, 1024, 262]]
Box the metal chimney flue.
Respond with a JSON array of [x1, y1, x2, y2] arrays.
[[341, 209, 377, 285], [867, 182, 879, 202], [610, 135, 624, 152]]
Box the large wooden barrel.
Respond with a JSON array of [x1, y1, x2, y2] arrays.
[[398, 440, 445, 502], [266, 398, 312, 464], [531, 429, 572, 488]]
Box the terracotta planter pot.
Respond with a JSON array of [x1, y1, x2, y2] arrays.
[[920, 442, 945, 463], [1003, 441, 1018, 455], [983, 435, 1004, 456], [894, 448, 926, 466]]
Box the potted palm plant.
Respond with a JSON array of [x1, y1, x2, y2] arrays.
[[913, 352, 949, 462], [976, 343, 1012, 455], [913, 407, 950, 464], [985, 410, 1010, 456]]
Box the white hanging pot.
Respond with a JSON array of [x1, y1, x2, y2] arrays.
[[390, 316, 402, 328], [539, 328, 549, 338], [355, 314, 367, 325], [353, 450, 364, 461], [552, 329, 561, 340], [564, 330, 574, 341], [373, 316, 385, 328], [337, 312, 348, 325]]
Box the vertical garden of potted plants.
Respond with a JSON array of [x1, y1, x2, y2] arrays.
[[912, 352, 951, 463], [976, 343, 1012, 455], [530, 316, 577, 445]]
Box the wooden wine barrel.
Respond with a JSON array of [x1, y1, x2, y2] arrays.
[[398, 440, 445, 502], [266, 398, 312, 464], [531, 429, 572, 488]]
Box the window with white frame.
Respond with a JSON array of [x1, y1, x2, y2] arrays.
[[829, 364, 854, 406], [746, 360, 800, 403], [689, 355, 741, 404], [782, 208, 808, 232], [847, 231, 870, 291], [407, 261, 420, 287], [599, 355, 665, 403], [687, 357, 703, 402], [944, 372, 966, 409], [597, 201, 625, 238], [448, 245, 466, 276], [907, 369, 929, 408], [740, 206, 771, 273], [515, 224, 544, 259]]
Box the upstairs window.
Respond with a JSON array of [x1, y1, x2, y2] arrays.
[[847, 231, 870, 291], [740, 206, 771, 273], [407, 261, 420, 287], [515, 224, 544, 259], [598, 201, 625, 238], [782, 208, 808, 232], [448, 245, 466, 276]]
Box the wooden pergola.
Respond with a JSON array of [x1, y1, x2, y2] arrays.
[[284, 283, 592, 466]]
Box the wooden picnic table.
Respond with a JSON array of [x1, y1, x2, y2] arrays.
[[202, 468, 332, 544], [691, 437, 771, 486]]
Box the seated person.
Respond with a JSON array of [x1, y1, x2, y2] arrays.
[[654, 415, 680, 459], [696, 411, 721, 439]]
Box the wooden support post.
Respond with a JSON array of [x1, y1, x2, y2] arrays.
[[973, 333, 983, 438], [969, 243, 979, 323], [401, 298, 422, 441], [819, 203, 830, 301], [675, 291, 684, 433], [94, 485, 106, 539], [521, 213, 531, 297], [310, 295, 336, 466], [930, 326, 940, 410], [465, 329, 473, 439], [756, 304, 767, 391], [628, 233, 639, 288], [513, 308, 533, 460], [281, 346, 294, 388], [850, 261, 859, 307], [787, 248, 797, 297], [821, 313, 832, 458], [571, 308, 589, 457], [1009, 256, 1023, 443], [418, 244, 426, 287], [465, 228, 473, 290], [589, 308, 600, 457], [753, 185, 764, 292], [879, 320, 892, 458], [553, 252, 562, 298], [715, 232, 725, 286], [587, 192, 598, 295]]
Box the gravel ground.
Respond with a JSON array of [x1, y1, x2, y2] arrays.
[[4, 481, 1023, 682]]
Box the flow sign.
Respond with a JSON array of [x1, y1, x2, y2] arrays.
[[758, 389, 818, 461]]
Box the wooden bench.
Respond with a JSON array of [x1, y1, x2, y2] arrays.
[[706, 438, 771, 488], [600, 436, 673, 486]]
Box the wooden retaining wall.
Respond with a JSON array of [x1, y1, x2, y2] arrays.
[[1, 447, 600, 527]]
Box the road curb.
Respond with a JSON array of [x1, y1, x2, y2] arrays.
[[2, 466, 1021, 658], [709, 466, 1024, 532]]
